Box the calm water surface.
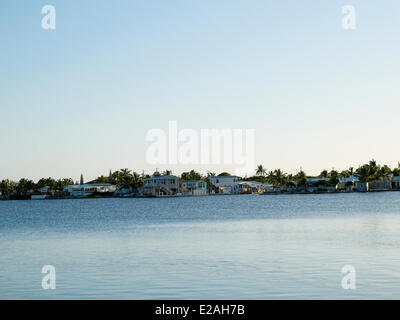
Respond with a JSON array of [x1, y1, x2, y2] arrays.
[[1, 193, 400, 299]]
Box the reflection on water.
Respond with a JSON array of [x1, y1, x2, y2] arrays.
[[0, 193, 400, 299]]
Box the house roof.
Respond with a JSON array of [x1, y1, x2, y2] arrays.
[[64, 183, 115, 188], [210, 176, 238, 179], [145, 175, 179, 181], [238, 181, 265, 186]]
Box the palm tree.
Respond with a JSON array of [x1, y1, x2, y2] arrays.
[[286, 174, 295, 187], [273, 169, 286, 186], [131, 172, 144, 191], [356, 164, 372, 191], [328, 170, 339, 187], [392, 162, 400, 176], [338, 170, 350, 190], [112, 169, 144, 192], [204, 172, 216, 193], [295, 170, 307, 189], [340, 170, 350, 180], [55, 179, 64, 191], [95, 175, 109, 184], [117, 169, 133, 188], [266, 171, 276, 185], [16, 178, 35, 196], [119, 168, 132, 176], [319, 170, 328, 178], [36, 178, 55, 190], [0, 179, 16, 198], [256, 165, 267, 177], [380, 165, 391, 178], [181, 170, 202, 181], [368, 159, 381, 181]]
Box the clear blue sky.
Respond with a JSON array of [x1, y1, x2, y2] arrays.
[[1, 1, 399, 181]]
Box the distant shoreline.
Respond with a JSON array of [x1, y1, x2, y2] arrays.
[[2, 188, 400, 201]]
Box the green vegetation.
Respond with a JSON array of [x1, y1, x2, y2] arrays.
[[94, 169, 145, 191], [0, 177, 74, 199], [1, 159, 400, 199], [248, 159, 400, 188], [180, 170, 202, 181]]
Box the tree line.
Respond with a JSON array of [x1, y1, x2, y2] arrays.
[[1, 160, 399, 197], [253, 160, 400, 187]]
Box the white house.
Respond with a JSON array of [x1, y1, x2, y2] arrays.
[[209, 176, 239, 185], [63, 183, 117, 198], [181, 180, 207, 196], [237, 181, 266, 194], [338, 175, 359, 191], [141, 172, 180, 196], [209, 176, 240, 194]]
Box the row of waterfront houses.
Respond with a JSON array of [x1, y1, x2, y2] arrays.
[[60, 174, 400, 198], [303, 175, 400, 193], [26, 172, 270, 199], [122, 172, 400, 197], [3, 171, 400, 200], [139, 173, 271, 197]]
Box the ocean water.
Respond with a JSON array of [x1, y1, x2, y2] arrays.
[[0, 193, 400, 299]]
